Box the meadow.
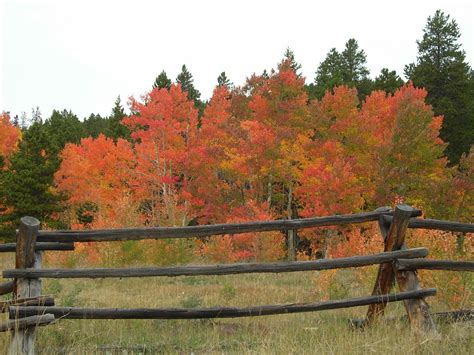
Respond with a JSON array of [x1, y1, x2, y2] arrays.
[[0, 235, 472, 354]]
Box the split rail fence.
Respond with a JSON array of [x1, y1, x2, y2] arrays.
[[0, 204, 473, 354]]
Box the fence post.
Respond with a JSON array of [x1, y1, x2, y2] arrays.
[[367, 205, 436, 332], [9, 216, 41, 355]]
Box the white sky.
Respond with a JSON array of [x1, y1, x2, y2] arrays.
[[1, 0, 473, 120]]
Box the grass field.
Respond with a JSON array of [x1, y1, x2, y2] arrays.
[[0, 251, 472, 354]]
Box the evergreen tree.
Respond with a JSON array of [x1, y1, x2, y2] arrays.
[[176, 65, 201, 104], [83, 113, 108, 138], [153, 70, 172, 90], [311, 39, 372, 101], [217, 71, 232, 88], [108, 96, 130, 140], [0, 122, 64, 238], [176, 64, 204, 116], [374, 68, 404, 94], [341, 39, 370, 83], [0, 110, 86, 238], [405, 10, 474, 163], [283, 47, 302, 78], [44, 110, 85, 154], [312, 48, 345, 98]]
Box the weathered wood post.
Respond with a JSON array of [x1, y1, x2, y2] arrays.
[[366, 205, 436, 332], [9, 216, 42, 355]]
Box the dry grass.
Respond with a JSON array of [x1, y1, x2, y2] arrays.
[[0, 252, 472, 354]]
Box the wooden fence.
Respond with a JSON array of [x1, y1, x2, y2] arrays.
[[0, 204, 473, 354]]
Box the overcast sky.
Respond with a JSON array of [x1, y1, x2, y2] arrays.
[[1, 0, 473, 120]]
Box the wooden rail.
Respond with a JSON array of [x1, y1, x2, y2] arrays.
[[0, 280, 14, 295], [395, 259, 474, 272], [0, 296, 54, 313], [0, 242, 74, 253], [9, 289, 436, 319], [383, 215, 474, 233], [36, 208, 422, 243], [1, 205, 472, 354], [0, 315, 55, 333], [2, 248, 428, 279]]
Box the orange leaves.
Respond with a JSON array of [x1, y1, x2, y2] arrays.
[[297, 140, 364, 217], [53, 67, 457, 264], [0, 112, 21, 164], [56, 134, 135, 205], [201, 200, 285, 262]]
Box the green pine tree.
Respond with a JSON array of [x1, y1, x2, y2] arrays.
[[83, 113, 108, 138], [217, 71, 232, 88], [283, 47, 302, 78], [311, 39, 372, 101], [153, 70, 172, 90], [108, 96, 130, 140], [176, 64, 204, 116], [176, 65, 201, 104], [0, 122, 65, 239], [374, 68, 404, 94], [311, 48, 344, 99], [405, 9, 474, 164]]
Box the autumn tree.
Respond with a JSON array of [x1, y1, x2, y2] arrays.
[[123, 84, 202, 226], [0, 112, 21, 165], [55, 134, 136, 228]]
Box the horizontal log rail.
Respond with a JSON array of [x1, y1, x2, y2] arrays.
[[395, 259, 474, 272], [0, 280, 14, 295], [383, 216, 474, 233], [37, 208, 422, 243], [0, 242, 74, 253], [3, 248, 429, 279], [9, 288, 436, 320], [0, 314, 55, 332], [0, 295, 54, 313]]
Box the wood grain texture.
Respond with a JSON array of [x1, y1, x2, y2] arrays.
[[0, 281, 14, 295], [0, 315, 54, 333], [395, 259, 474, 272], [10, 289, 436, 320], [367, 205, 414, 321], [0, 242, 74, 253], [36, 208, 422, 243], [383, 216, 474, 233], [3, 248, 429, 279], [1, 296, 54, 313], [10, 217, 42, 355]]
